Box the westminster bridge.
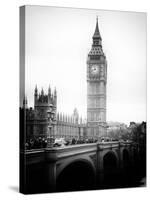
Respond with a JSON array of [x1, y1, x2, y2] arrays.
[[20, 141, 143, 194]]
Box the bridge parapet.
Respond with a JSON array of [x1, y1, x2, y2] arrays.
[[22, 149, 45, 165], [45, 143, 97, 162], [120, 141, 133, 147], [23, 141, 136, 166], [23, 143, 98, 165], [98, 141, 120, 151]]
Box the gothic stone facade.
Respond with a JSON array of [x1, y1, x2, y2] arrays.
[[25, 87, 86, 140]]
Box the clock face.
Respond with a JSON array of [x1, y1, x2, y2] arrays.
[[91, 65, 99, 75]]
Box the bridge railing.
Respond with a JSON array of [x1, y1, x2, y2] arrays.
[[23, 134, 134, 151], [23, 134, 99, 150]]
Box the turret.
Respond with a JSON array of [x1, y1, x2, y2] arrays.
[[54, 87, 57, 106], [34, 85, 38, 105], [48, 85, 51, 96], [35, 85, 38, 95], [48, 85, 51, 103], [73, 108, 79, 124], [23, 96, 28, 109], [41, 88, 44, 96]]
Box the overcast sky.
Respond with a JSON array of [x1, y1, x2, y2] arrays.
[[24, 6, 146, 125]]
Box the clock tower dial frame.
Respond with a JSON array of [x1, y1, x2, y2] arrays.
[[90, 65, 99, 75], [87, 18, 107, 139]]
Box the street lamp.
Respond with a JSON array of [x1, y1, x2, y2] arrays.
[[47, 104, 55, 148]]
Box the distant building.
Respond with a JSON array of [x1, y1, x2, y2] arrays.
[[107, 121, 127, 131]]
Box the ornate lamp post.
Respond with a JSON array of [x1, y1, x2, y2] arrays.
[[47, 104, 55, 148]]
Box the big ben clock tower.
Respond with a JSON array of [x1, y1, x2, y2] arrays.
[[87, 18, 107, 139]]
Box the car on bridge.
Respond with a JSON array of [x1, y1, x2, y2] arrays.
[[53, 138, 67, 147]]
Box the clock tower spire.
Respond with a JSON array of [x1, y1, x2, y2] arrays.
[[92, 17, 102, 45], [87, 18, 107, 139]]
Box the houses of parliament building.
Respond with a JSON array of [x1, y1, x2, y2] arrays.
[[22, 18, 107, 141]]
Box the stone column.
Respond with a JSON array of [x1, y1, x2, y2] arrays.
[[96, 145, 104, 186], [129, 145, 135, 168], [45, 162, 56, 192], [119, 145, 124, 171]]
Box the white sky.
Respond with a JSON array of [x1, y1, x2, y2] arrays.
[[24, 6, 146, 125]]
